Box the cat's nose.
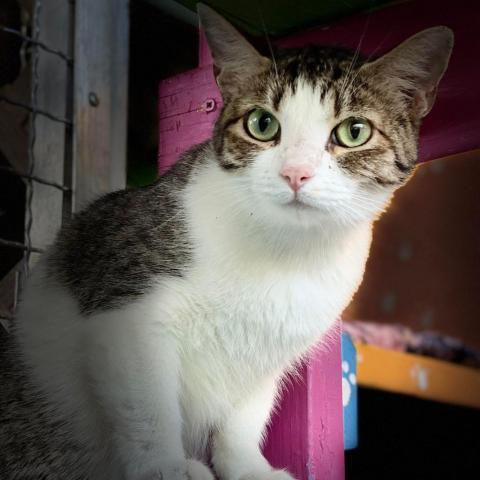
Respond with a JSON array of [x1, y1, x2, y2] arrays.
[[280, 164, 315, 192]]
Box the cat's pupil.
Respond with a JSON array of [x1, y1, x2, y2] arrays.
[[350, 124, 362, 139], [259, 114, 272, 132]]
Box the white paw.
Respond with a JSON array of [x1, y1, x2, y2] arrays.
[[140, 459, 214, 480], [240, 469, 296, 480], [185, 459, 215, 480]]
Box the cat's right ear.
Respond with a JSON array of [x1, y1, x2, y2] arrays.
[[361, 26, 454, 118], [197, 3, 270, 99]]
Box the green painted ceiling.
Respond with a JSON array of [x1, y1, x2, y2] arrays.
[[176, 0, 397, 36]]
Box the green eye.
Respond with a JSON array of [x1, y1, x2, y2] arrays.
[[245, 108, 280, 141], [333, 117, 372, 148]]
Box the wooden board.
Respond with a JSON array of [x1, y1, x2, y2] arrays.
[[263, 327, 345, 480], [172, 0, 393, 36], [73, 0, 129, 210], [28, 0, 71, 263], [158, 65, 223, 175], [356, 342, 480, 409], [344, 149, 480, 349]]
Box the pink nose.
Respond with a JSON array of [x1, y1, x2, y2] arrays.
[[280, 165, 315, 192]]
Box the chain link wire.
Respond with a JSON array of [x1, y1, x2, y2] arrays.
[[23, 0, 42, 277], [0, 0, 74, 327]]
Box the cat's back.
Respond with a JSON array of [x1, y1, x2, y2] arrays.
[[48, 142, 211, 314]]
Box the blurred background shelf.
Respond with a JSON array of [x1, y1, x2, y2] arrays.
[[355, 342, 480, 410]]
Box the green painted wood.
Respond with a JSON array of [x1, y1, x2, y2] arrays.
[[175, 0, 397, 35]]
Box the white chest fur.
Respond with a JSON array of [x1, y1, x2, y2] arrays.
[[152, 164, 374, 427], [148, 220, 372, 439]]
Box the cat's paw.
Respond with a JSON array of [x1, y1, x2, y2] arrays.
[[183, 459, 215, 480], [239, 469, 296, 480], [140, 459, 214, 480]]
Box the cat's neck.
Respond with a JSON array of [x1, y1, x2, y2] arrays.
[[184, 158, 373, 272]]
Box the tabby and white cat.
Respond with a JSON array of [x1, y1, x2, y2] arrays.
[[0, 4, 453, 480]]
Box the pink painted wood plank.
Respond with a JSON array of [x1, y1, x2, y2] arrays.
[[157, 64, 222, 174], [277, 0, 480, 162], [263, 325, 345, 480]]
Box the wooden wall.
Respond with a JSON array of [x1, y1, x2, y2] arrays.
[[344, 150, 480, 349]]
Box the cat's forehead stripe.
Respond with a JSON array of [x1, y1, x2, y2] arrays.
[[265, 45, 364, 114]]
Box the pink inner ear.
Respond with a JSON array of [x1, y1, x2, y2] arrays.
[[414, 85, 438, 118], [199, 29, 214, 68]]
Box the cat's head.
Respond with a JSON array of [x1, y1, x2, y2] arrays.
[[198, 4, 453, 230]]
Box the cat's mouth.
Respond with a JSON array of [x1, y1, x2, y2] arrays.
[[285, 197, 316, 210]]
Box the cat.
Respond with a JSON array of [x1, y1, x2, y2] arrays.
[[0, 4, 453, 480]]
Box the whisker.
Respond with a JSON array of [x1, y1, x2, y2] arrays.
[[347, 31, 393, 99], [256, 1, 279, 81], [338, 12, 372, 102]]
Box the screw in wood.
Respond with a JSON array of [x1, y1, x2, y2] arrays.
[[88, 92, 99, 107]]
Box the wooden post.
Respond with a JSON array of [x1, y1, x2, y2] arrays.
[[263, 326, 345, 480], [28, 0, 71, 263], [73, 0, 129, 211]]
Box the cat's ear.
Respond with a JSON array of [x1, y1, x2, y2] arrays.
[[363, 27, 454, 117], [197, 3, 270, 98]]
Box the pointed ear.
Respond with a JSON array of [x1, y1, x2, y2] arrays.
[[197, 3, 270, 98], [362, 26, 454, 117]]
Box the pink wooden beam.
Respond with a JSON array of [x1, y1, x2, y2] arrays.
[[263, 326, 345, 480]]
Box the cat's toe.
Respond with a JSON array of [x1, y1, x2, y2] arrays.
[[240, 469, 296, 480], [140, 459, 214, 480], [185, 459, 215, 480]]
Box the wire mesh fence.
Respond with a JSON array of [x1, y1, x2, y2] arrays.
[[0, 0, 74, 326]]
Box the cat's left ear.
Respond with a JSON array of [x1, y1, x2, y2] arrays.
[[362, 27, 454, 117], [197, 3, 271, 99]]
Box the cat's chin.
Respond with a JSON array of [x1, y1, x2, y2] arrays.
[[254, 197, 352, 231]]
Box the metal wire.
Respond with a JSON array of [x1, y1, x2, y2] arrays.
[[0, 1, 75, 329], [0, 238, 44, 254], [0, 164, 71, 192], [0, 25, 73, 65], [24, 0, 42, 277], [0, 94, 72, 125]]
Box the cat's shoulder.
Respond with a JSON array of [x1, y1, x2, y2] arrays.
[[44, 141, 213, 314]]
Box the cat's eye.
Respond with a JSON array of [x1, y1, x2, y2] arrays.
[[245, 108, 280, 142], [333, 118, 372, 148]]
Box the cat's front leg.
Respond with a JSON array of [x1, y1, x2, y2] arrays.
[[86, 311, 214, 480], [212, 377, 296, 480]]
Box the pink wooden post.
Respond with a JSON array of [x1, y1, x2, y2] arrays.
[[263, 326, 345, 480]]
